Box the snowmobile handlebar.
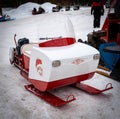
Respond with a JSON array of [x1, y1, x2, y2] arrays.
[[14, 34, 17, 47], [39, 36, 62, 40]]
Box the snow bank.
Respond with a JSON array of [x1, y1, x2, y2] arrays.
[[3, 2, 56, 19], [41, 2, 56, 13]]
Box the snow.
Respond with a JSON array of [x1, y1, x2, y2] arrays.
[[41, 2, 56, 13]]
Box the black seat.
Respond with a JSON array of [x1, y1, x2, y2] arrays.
[[16, 38, 29, 55]]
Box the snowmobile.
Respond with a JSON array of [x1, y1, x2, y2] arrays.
[[0, 14, 14, 22], [52, 5, 62, 12], [9, 14, 113, 107], [32, 7, 45, 15]]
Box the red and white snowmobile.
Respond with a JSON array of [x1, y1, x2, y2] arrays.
[[9, 14, 113, 107]]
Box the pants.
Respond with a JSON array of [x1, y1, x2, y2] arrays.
[[93, 15, 101, 28]]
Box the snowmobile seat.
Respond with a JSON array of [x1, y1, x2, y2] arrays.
[[21, 43, 38, 57]]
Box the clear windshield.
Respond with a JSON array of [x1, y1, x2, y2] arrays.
[[37, 13, 75, 42]]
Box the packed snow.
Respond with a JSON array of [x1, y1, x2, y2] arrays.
[[2, 2, 108, 41]]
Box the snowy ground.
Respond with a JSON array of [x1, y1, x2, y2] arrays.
[[0, 2, 120, 119]]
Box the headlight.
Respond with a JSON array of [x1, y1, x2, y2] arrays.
[[93, 54, 100, 60], [52, 60, 61, 67]]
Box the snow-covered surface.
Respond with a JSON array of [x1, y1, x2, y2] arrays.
[[2, 2, 56, 19], [0, 2, 120, 119]]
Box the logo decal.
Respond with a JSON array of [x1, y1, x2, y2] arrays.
[[72, 58, 84, 65], [36, 58, 43, 76]]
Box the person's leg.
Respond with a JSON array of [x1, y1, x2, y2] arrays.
[[96, 16, 101, 28], [94, 17, 97, 28]]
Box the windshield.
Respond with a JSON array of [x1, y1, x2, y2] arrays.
[[37, 13, 75, 41]]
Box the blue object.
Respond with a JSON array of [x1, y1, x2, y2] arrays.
[[0, 15, 14, 22], [99, 42, 120, 71], [0, 15, 6, 22]]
